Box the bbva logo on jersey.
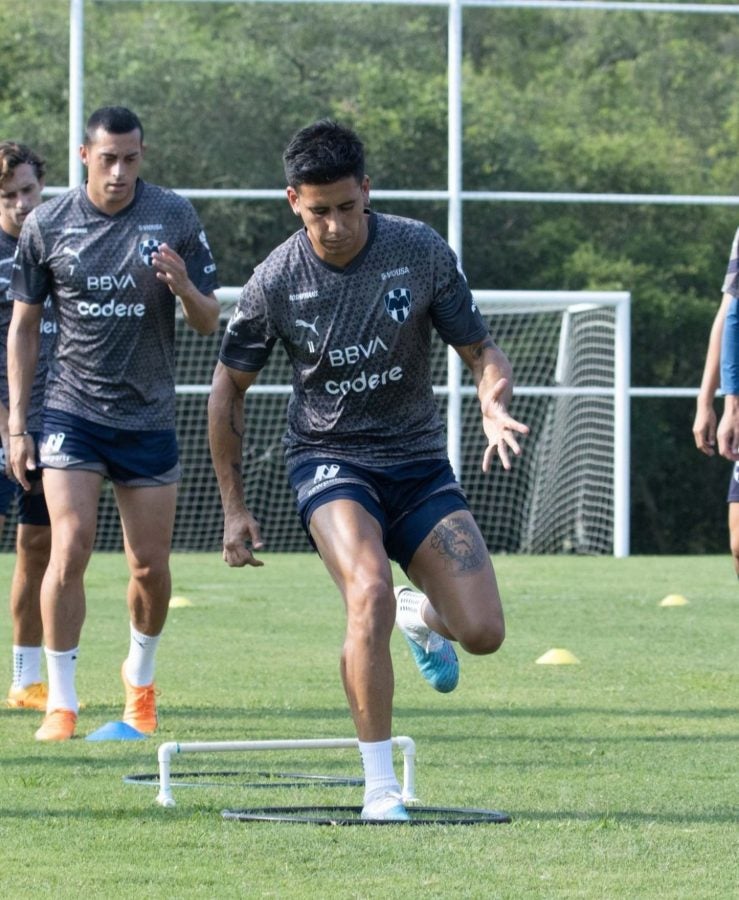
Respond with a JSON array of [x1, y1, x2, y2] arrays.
[[384, 287, 412, 323]]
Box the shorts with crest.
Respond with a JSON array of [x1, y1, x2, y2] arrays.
[[288, 457, 469, 572], [39, 408, 180, 487]]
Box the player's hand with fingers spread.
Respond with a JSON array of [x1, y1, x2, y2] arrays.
[[480, 377, 530, 473], [151, 242, 192, 297], [222, 507, 266, 568]]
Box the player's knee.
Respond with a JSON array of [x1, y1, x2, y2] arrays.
[[16, 526, 51, 571], [459, 622, 505, 656], [344, 577, 395, 641]]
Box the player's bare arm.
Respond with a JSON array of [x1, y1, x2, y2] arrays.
[[455, 336, 530, 473], [208, 361, 265, 567], [7, 300, 42, 489], [152, 243, 219, 335], [693, 293, 732, 455]]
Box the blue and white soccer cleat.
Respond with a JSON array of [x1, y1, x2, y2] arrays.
[[394, 586, 459, 693], [360, 790, 410, 822]]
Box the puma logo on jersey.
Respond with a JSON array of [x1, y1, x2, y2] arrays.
[[63, 247, 82, 262], [296, 316, 319, 337]]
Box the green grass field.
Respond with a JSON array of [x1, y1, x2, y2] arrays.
[[0, 552, 736, 898]]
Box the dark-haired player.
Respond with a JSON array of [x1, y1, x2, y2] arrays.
[[0, 141, 54, 711], [8, 107, 220, 741], [209, 119, 528, 820]]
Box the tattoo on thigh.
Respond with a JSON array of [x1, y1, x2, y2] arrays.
[[429, 516, 487, 574]]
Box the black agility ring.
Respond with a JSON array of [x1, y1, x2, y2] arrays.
[[221, 805, 512, 825], [123, 770, 364, 789]]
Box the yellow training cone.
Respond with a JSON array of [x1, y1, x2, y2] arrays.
[[536, 648, 580, 665], [659, 594, 689, 607], [169, 595, 194, 608]]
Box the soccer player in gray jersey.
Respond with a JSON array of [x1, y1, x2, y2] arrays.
[[0, 141, 54, 712], [209, 120, 529, 821], [7, 107, 220, 741]]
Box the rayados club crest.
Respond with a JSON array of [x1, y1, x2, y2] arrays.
[[384, 287, 412, 323]]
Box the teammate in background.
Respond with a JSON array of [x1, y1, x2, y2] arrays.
[[693, 280, 739, 576], [717, 229, 739, 483], [208, 120, 528, 821], [8, 107, 220, 741], [0, 142, 54, 709]]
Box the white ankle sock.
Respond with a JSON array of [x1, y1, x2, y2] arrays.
[[358, 739, 401, 803], [12, 644, 43, 688], [124, 625, 160, 687], [45, 647, 79, 713]]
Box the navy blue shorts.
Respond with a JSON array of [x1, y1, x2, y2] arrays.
[[39, 408, 180, 487], [728, 463, 739, 504], [288, 457, 470, 572], [0, 437, 50, 526]]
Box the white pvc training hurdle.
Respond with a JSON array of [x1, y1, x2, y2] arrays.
[[154, 735, 418, 808]]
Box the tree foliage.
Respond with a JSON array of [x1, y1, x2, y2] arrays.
[[1, 0, 738, 553]]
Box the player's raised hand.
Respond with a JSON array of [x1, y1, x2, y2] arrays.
[[151, 243, 191, 297], [480, 377, 530, 473], [222, 507, 266, 568]]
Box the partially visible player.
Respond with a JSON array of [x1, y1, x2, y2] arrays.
[[209, 120, 528, 821], [693, 280, 739, 577], [709, 227, 739, 576], [0, 141, 55, 709], [7, 107, 220, 741]]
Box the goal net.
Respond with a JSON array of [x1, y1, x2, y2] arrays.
[[0, 290, 629, 556]]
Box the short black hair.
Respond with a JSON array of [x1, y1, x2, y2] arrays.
[[84, 106, 144, 145], [0, 141, 45, 186], [283, 119, 364, 188]]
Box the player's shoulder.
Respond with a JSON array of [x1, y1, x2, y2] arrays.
[[375, 212, 442, 244], [27, 186, 82, 228], [253, 231, 304, 286], [0, 227, 17, 256], [138, 180, 194, 214]]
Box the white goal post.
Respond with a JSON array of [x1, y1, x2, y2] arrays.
[[158, 287, 629, 558], [0, 287, 630, 557]]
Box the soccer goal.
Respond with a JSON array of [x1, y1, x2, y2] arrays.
[[10, 288, 627, 557]]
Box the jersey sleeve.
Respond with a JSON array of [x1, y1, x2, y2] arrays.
[[721, 296, 739, 395], [428, 231, 489, 346], [218, 277, 276, 372], [7, 212, 52, 305], [177, 201, 220, 295], [722, 227, 739, 298]]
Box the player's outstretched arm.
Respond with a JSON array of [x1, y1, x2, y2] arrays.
[[208, 361, 265, 567], [152, 243, 219, 335], [455, 336, 530, 473], [7, 300, 42, 490]]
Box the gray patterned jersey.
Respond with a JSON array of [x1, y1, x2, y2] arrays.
[[9, 180, 219, 429], [220, 211, 489, 469], [0, 228, 56, 430]]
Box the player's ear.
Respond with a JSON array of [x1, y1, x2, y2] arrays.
[[79, 144, 89, 166], [286, 186, 300, 216]]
